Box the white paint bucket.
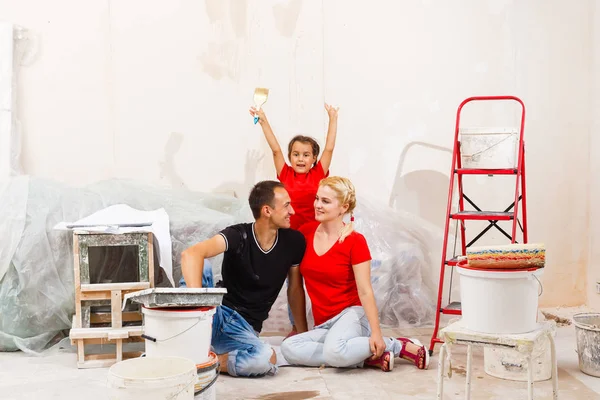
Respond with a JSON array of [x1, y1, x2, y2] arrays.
[[142, 306, 216, 365], [460, 128, 519, 169], [107, 356, 196, 400], [573, 313, 600, 377], [457, 266, 543, 334], [483, 336, 552, 382], [194, 352, 219, 400]]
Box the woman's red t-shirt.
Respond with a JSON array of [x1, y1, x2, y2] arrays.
[[277, 161, 329, 230], [298, 221, 372, 326]]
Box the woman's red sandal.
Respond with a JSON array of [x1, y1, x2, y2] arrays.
[[363, 351, 394, 372], [397, 337, 430, 370]]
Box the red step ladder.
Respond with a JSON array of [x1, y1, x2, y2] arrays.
[[428, 96, 529, 355]]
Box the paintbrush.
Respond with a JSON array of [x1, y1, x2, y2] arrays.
[[252, 87, 269, 124]]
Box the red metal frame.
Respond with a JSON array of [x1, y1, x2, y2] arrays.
[[428, 96, 528, 354]]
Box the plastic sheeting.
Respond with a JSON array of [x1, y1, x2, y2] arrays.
[[0, 176, 250, 353], [262, 196, 445, 333], [0, 175, 444, 353]]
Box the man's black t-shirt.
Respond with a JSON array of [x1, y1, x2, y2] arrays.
[[218, 223, 306, 332]]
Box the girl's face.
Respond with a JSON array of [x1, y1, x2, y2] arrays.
[[314, 185, 348, 222], [289, 141, 316, 174]]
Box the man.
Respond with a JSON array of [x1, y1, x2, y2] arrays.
[[181, 180, 308, 377]]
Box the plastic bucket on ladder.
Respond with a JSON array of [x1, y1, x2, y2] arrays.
[[460, 127, 519, 169]]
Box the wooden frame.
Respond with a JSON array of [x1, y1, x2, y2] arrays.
[[70, 232, 155, 368]]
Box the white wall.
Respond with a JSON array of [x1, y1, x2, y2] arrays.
[[1, 0, 594, 307], [588, 0, 600, 310]]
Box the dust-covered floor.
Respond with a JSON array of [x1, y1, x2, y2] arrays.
[[2, 307, 600, 400]]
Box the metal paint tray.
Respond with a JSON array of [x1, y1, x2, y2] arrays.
[[122, 287, 227, 310]]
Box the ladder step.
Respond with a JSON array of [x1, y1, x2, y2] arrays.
[[441, 302, 462, 315], [455, 168, 517, 175], [450, 211, 513, 221], [445, 257, 464, 266]]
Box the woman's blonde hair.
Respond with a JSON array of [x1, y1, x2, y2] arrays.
[[319, 176, 357, 242]]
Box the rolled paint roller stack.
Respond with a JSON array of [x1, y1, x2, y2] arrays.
[[466, 243, 545, 270]]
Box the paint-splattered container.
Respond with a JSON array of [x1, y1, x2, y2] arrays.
[[573, 313, 600, 377], [460, 127, 519, 169]]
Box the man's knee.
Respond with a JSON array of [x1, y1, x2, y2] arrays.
[[229, 344, 277, 377]]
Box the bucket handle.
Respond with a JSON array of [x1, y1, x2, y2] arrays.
[[533, 273, 543, 297], [195, 362, 220, 396], [143, 319, 202, 343]]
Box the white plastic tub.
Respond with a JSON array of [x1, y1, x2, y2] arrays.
[[483, 339, 552, 382], [142, 306, 216, 365], [107, 356, 196, 400], [457, 266, 543, 334], [460, 127, 519, 169]]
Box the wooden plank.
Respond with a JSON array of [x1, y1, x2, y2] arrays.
[[77, 351, 143, 369], [79, 232, 149, 247], [138, 235, 149, 282], [81, 282, 149, 292], [116, 340, 123, 362], [91, 311, 142, 325], [82, 305, 90, 328], [79, 242, 90, 284], [111, 290, 122, 328], [69, 326, 143, 340], [75, 336, 143, 345], [81, 288, 146, 301], [85, 351, 143, 361], [148, 232, 155, 287], [73, 233, 82, 328]]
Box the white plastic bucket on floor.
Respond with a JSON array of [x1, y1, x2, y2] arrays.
[[573, 312, 600, 377], [142, 306, 216, 365], [483, 336, 552, 382], [457, 266, 543, 334], [194, 352, 219, 400], [107, 356, 196, 400], [460, 127, 519, 169]]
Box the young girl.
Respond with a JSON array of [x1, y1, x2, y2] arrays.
[[249, 103, 339, 231]]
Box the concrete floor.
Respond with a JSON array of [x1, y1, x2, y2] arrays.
[[2, 308, 600, 400]]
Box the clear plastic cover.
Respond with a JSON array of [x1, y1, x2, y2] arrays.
[[0, 176, 251, 353], [0, 176, 444, 352], [262, 196, 445, 333]]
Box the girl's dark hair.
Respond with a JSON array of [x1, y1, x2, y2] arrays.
[[287, 135, 320, 165]]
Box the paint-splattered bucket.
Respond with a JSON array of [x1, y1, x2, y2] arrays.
[[460, 128, 519, 169], [107, 356, 196, 400], [573, 313, 600, 377], [194, 352, 219, 400]]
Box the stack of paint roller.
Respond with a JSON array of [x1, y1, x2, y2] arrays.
[[466, 243, 545, 269]]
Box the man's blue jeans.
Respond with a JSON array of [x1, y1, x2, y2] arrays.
[[179, 260, 277, 377]]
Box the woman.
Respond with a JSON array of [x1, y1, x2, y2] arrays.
[[281, 176, 429, 371]]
